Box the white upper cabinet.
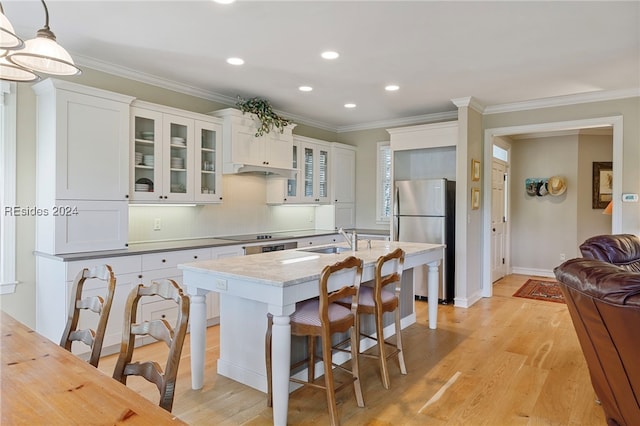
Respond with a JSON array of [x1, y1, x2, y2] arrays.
[[33, 79, 133, 201], [331, 144, 356, 204], [32, 79, 134, 254], [210, 108, 296, 174], [131, 101, 223, 204], [194, 120, 223, 203], [299, 136, 331, 204]]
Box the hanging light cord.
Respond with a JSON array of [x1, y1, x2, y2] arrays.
[[37, 0, 57, 41]]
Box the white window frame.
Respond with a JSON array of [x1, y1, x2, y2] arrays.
[[1, 81, 18, 294], [376, 141, 391, 223]]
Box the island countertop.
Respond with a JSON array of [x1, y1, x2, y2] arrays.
[[179, 239, 444, 426], [178, 240, 442, 287]]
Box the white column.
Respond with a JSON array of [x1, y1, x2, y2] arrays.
[[187, 291, 208, 390], [271, 314, 291, 426], [427, 260, 441, 329]]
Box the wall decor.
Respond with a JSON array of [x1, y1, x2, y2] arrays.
[[471, 159, 481, 182], [592, 162, 613, 208], [471, 187, 480, 210], [525, 178, 548, 197], [236, 96, 292, 137]]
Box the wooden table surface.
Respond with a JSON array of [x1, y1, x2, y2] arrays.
[[1, 311, 186, 425]]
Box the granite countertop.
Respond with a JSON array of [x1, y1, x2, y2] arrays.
[[34, 229, 385, 261], [179, 240, 439, 288]]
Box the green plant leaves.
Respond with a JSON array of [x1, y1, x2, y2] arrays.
[[236, 96, 292, 137]]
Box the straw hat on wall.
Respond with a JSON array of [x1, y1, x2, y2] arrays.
[[547, 176, 567, 196]]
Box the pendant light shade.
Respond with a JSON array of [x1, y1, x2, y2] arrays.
[[0, 5, 24, 52], [8, 28, 80, 76], [5, 0, 81, 77], [0, 57, 38, 82]]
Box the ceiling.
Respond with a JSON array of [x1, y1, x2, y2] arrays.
[[5, 1, 640, 132]]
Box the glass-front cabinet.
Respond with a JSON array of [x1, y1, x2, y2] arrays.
[[300, 137, 330, 204], [131, 101, 222, 204], [194, 120, 223, 203]]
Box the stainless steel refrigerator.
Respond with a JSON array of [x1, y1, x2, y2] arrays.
[[393, 178, 455, 302]]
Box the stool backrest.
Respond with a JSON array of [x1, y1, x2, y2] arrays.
[[112, 279, 190, 412], [60, 264, 116, 368]]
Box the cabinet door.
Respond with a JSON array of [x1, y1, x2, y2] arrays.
[[194, 120, 223, 203], [301, 142, 330, 203], [163, 114, 194, 202], [230, 124, 265, 167], [131, 107, 164, 201], [56, 90, 129, 200], [332, 147, 355, 203], [46, 200, 128, 254], [266, 131, 294, 169]]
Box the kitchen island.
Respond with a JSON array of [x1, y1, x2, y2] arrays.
[[179, 240, 444, 426]]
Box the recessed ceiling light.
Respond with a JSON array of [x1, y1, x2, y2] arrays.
[[321, 51, 339, 60], [385, 85, 400, 91], [226, 57, 244, 65], [299, 86, 313, 92], [213, 0, 236, 4], [344, 103, 356, 108]]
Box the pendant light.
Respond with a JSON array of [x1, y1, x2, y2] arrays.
[[1, 2, 38, 82], [0, 3, 24, 53], [6, 0, 81, 76], [0, 57, 38, 82]]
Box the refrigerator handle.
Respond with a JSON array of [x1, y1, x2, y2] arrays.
[[393, 186, 399, 241]]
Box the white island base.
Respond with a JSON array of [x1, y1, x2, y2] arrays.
[[180, 241, 444, 426]]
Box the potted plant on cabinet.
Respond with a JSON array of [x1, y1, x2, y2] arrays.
[[236, 96, 292, 137]]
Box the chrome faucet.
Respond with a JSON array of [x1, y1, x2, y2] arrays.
[[338, 227, 358, 251]]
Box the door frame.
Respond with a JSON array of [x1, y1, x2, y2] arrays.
[[490, 147, 510, 284], [481, 115, 623, 297]]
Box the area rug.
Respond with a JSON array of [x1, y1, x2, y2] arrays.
[[512, 279, 565, 304]]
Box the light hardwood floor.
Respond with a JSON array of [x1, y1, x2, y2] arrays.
[[99, 274, 606, 425]]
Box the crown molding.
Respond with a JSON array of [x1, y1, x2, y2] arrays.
[[336, 110, 458, 133], [484, 88, 640, 115]]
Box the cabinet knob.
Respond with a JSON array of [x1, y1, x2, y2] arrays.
[[138, 274, 143, 279], [162, 259, 166, 263], [159, 195, 163, 199], [219, 197, 223, 200], [125, 194, 129, 199], [161, 314, 166, 319], [164, 196, 168, 199], [194, 255, 198, 259]]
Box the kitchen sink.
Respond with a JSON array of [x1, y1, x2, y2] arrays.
[[298, 245, 352, 254]]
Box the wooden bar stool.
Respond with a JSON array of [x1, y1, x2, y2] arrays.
[[265, 256, 365, 426], [346, 248, 407, 389], [112, 279, 190, 412], [60, 264, 116, 368]]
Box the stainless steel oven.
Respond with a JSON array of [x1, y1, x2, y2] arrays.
[[244, 241, 297, 255]]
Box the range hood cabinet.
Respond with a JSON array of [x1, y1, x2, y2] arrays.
[[210, 108, 297, 178]]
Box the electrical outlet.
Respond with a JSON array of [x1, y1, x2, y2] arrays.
[[153, 218, 161, 231], [559, 253, 566, 261], [215, 279, 228, 291]]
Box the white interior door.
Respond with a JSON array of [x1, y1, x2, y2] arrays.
[[491, 159, 507, 282]]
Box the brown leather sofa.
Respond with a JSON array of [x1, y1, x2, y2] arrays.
[[579, 234, 640, 272], [554, 256, 640, 426]]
